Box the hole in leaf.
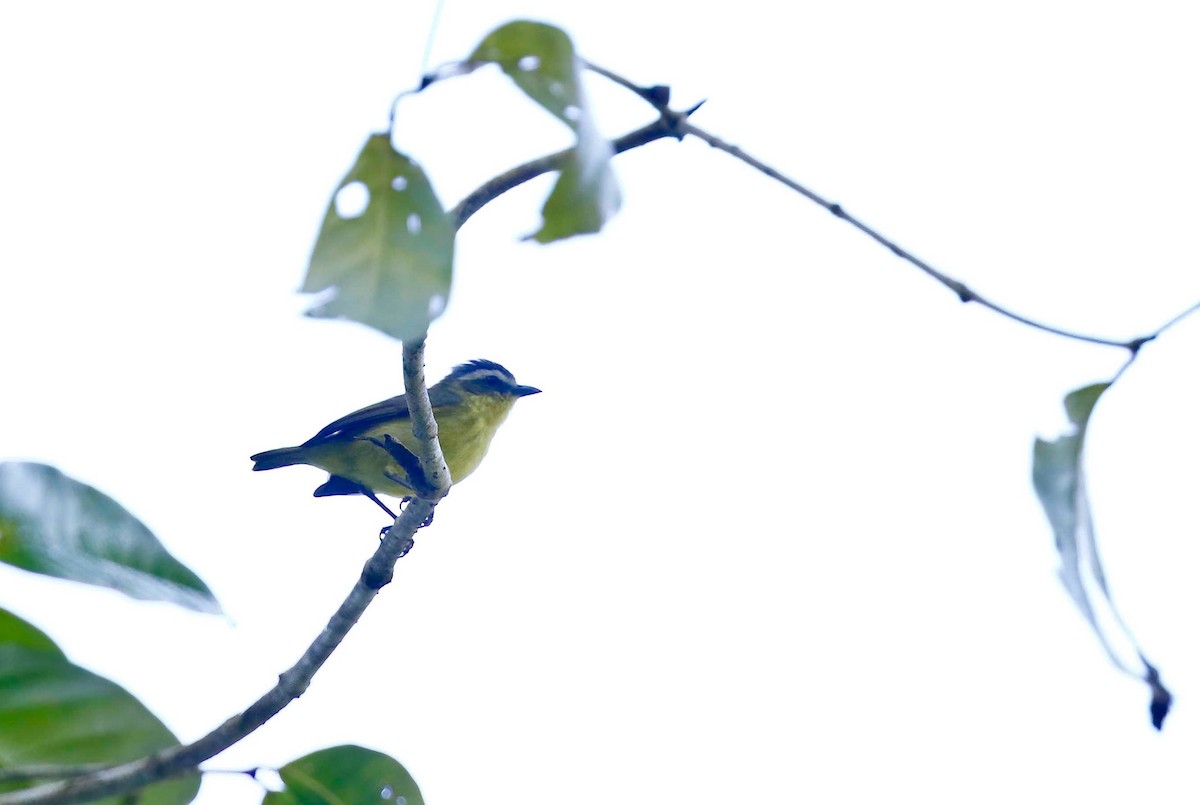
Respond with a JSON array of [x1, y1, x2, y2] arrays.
[[380, 786, 393, 799], [391, 176, 408, 192], [334, 181, 370, 218], [428, 294, 446, 317], [396, 797, 407, 805], [563, 104, 581, 121], [306, 287, 339, 308], [406, 213, 422, 235], [517, 55, 540, 71]]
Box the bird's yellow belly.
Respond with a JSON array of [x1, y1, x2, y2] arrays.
[[305, 406, 505, 498]]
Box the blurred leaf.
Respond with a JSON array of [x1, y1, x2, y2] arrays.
[[1032, 383, 1171, 728], [471, 20, 621, 242], [0, 462, 221, 614], [471, 21, 579, 124], [0, 607, 62, 657], [263, 745, 423, 805], [304, 133, 454, 342], [0, 608, 199, 804]]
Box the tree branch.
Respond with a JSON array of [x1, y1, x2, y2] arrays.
[[677, 121, 1152, 350], [451, 114, 689, 230], [578, 62, 1182, 355], [402, 339, 451, 495], [449, 59, 1200, 357], [0, 767, 105, 785], [0, 345, 444, 805], [10, 59, 1197, 805]]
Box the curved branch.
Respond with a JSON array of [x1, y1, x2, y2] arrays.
[[677, 120, 1150, 351], [451, 115, 687, 230], [578, 62, 1164, 354], [0, 345, 444, 805], [11, 59, 1196, 805], [0, 767, 105, 785], [1152, 299, 1200, 338]]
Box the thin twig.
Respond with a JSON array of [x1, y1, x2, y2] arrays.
[[1107, 299, 1200, 385], [0, 346, 444, 805], [1152, 299, 1200, 338], [678, 121, 1149, 351], [580, 62, 1167, 354], [450, 115, 686, 230], [582, 60, 672, 107], [447, 61, 1199, 357], [418, 0, 447, 77]]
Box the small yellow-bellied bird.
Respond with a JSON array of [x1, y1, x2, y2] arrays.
[[250, 360, 540, 518]]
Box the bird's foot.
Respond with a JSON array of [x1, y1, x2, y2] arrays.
[[363, 435, 438, 498]]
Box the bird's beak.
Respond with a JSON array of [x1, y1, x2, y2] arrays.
[[514, 385, 542, 397]]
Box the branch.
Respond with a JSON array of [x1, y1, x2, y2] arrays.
[[0, 344, 445, 805], [402, 339, 451, 494], [680, 121, 1158, 350], [1151, 299, 1200, 339], [577, 62, 1186, 355], [10, 61, 1195, 805], [450, 113, 690, 230], [0, 767, 105, 785], [445, 58, 1200, 357]]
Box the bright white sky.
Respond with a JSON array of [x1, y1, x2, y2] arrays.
[[3, 2, 1200, 803]]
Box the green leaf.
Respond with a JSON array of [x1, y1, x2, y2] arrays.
[[0, 462, 221, 614], [0, 608, 199, 804], [471, 20, 621, 242], [263, 745, 423, 805], [1032, 383, 1171, 728], [0, 607, 62, 657], [304, 133, 455, 342]]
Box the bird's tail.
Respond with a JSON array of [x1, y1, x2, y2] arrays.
[[250, 447, 305, 471]]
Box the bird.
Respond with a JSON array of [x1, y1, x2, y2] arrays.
[[250, 360, 540, 518]]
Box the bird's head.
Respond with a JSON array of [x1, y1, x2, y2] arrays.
[[437, 359, 541, 401]]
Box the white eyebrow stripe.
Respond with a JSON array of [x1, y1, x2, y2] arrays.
[[455, 369, 511, 383]]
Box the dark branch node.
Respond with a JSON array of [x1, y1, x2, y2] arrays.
[[362, 562, 394, 590], [829, 203, 845, 218], [644, 84, 671, 106], [1126, 335, 1155, 355], [1145, 662, 1172, 730], [659, 107, 697, 141]]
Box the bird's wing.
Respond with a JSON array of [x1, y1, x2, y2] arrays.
[[300, 384, 463, 445], [302, 395, 411, 444]]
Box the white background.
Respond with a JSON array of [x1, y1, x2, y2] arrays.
[[3, 1, 1200, 802]]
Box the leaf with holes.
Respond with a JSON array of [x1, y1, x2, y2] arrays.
[[0, 462, 221, 614], [263, 745, 424, 805], [471, 20, 621, 242], [304, 133, 454, 342], [0, 608, 199, 804], [1032, 382, 1171, 728]]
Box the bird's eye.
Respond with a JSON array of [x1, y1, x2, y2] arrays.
[[468, 374, 510, 395]]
